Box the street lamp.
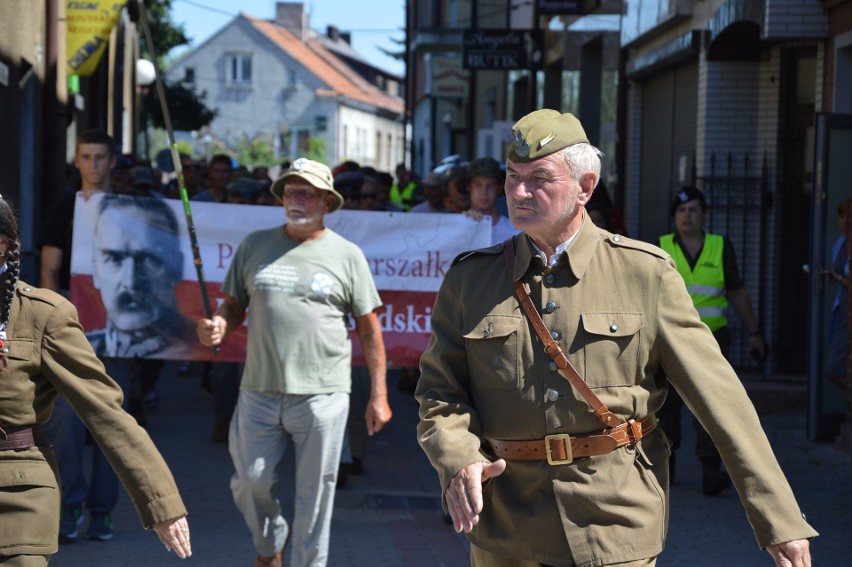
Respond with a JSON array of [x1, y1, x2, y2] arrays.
[[135, 58, 156, 86], [135, 58, 156, 161]]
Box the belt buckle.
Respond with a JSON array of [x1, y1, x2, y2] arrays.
[[544, 433, 572, 465]]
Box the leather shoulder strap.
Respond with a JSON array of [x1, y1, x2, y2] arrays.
[[501, 238, 622, 428]]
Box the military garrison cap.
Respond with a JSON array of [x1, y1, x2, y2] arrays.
[[507, 109, 589, 162]]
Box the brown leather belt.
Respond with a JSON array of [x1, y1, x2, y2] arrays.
[[0, 424, 48, 451], [487, 415, 657, 465]]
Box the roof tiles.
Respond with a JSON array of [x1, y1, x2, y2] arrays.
[[246, 16, 403, 115]]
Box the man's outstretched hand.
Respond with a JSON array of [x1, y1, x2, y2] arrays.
[[445, 459, 507, 533]]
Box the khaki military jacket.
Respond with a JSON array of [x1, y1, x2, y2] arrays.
[[0, 282, 187, 557], [416, 220, 817, 567]]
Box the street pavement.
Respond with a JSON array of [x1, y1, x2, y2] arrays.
[[49, 364, 851, 566]]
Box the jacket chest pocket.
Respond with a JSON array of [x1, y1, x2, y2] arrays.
[[580, 312, 643, 388], [0, 338, 36, 401], [463, 314, 523, 390]]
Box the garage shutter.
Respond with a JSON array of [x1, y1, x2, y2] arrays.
[[639, 72, 674, 242], [638, 61, 698, 242]]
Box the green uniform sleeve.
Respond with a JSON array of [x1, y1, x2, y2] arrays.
[[415, 263, 489, 501], [655, 260, 817, 547], [40, 299, 188, 528]]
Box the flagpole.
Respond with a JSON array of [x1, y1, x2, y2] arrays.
[[136, 0, 219, 354]]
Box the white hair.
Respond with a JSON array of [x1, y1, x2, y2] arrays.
[[559, 143, 603, 188]]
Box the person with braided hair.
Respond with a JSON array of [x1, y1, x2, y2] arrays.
[[0, 195, 192, 565]]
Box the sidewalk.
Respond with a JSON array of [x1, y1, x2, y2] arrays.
[[49, 363, 851, 566]]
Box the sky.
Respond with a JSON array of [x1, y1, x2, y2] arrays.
[[168, 0, 406, 76]]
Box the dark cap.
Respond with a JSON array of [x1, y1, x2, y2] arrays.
[[467, 157, 503, 180], [227, 176, 261, 199], [181, 157, 203, 170], [670, 186, 707, 216], [128, 166, 154, 187], [112, 155, 133, 173], [507, 109, 589, 162], [421, 172, 446, 187], [333, 170, 365, 197]]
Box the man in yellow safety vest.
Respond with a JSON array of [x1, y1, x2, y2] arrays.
[[658, 186, 765, 496], [389, 163, 420, 211]]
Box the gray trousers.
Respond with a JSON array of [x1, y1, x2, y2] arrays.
[[229, 390, 349, 566]]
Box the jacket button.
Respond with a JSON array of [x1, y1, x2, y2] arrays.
[[545, 301, 558, 313], [550, 330, 560, 340], [545, 388, 559, 402], [610, 323, 618, 333], [23, 287, 31, 291], [545, 274, 555, 284], [548, 361, 558, 372]]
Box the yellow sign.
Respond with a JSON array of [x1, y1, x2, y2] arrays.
[[66, 1, 127, 76]]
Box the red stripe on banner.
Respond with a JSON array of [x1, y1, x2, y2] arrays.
[[70, 276, 434, 367], [70, 276, 246, 361], [352, 289, 435, 368]]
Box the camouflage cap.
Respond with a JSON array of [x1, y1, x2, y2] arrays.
[[507, 109, 589, 162], [270, 158, 344, 213]]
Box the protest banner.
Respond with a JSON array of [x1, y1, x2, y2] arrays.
[[70, 194, 491, 367]]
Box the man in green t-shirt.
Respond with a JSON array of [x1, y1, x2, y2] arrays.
[[197, 158, 392, 567]]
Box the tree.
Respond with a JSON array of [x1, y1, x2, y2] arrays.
[[142, 79, 217, 131], [377, 34, 405, 65], [235, 135, 278, 168], [134, 0, 216, 132], [304, 137, 327, 164], [131, 0, 189, 65]]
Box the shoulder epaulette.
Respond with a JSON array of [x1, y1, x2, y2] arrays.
[[17, 283, 63, 306], [452, 242, 505, 266], [604, 234, 668, 259]]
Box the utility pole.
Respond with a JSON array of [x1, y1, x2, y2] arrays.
[[528, 0, 540, 114], [466, 1, 479, 160]]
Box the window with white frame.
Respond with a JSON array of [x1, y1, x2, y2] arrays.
[[226, 53, 252, 85]]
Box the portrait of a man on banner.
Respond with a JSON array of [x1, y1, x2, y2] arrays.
[[82, 194, 202, 358]]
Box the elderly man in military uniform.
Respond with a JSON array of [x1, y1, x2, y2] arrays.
[[415, 109, 816, 567]]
